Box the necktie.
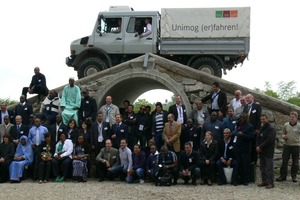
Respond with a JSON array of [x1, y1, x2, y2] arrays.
[[36, 128, 40, 146]]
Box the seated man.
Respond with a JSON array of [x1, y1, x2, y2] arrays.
[[111, 139, 132, 181], [145, 144, 159, 181], [179, 142, 200, 185], [127, 144, 146, 184], [96, 139, 119, 182], [154, 145, 178, 185], [216, 128, 238, 185], [22, 67, 48, 102]]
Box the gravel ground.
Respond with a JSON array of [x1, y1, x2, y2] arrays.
[[0, 177, 299, 200]]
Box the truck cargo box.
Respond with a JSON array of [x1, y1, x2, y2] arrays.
[[161, 7, 250, 38]]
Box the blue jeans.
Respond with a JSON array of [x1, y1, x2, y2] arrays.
[[127, 168, 144, 183]]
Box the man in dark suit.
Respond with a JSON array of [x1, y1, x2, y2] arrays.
[[14, 95, 33, 126], [256, 114, 276, 189], [48, 114, 68, 144], [11, 115, 29, 145], [216, 128, 238, 185], [0, 102, 15, 125], [111, 114, 128, 149], [243, 93, 262, 164], [90, 112, 111, 155], [168, 95, 187, 125], [201, 82, 227, 117], [79, 88, 97, 125]]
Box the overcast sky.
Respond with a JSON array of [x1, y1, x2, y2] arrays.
[[1, 0, 299, 103]]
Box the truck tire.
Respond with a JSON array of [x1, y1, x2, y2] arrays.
[[190, 57, 222, 78], [78, 57, 107, 79]]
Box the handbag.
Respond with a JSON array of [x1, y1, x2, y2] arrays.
[[223, 167, 233, 183]]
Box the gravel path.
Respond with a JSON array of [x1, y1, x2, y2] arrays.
[[0, 178, 299, 200]]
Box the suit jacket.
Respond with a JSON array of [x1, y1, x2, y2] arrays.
[[14, 103, 33, 126], [202, 90, 227, 116], [199, 140, 219, 162], [90, 121, 111, 146], [168, 104, 188, 124], [243, 103, 262, 131], [48, 122, 68, 143], [111, 122, 128, 149], [0, 123, 14, 142], [10, 124, 29, 141], [79, 96, 97, 122], [96, 147, 120, 167], [218, 137, 236, 160], [163, 121, 182, 152], [0, 110, 15, 125], [257, 122, 275, 158], [233, 122, 254, 154], [66, 128, 79, 144]]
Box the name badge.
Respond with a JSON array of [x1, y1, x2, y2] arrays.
[[120, 129, 124, 132], [130, 116, 134, 119], [232, 121, 236, 124], [86, 101, 89, 104], [38, 79, 41, 82], [184, 109, 186, 113], [189, 158, 192, 163], [59, 129, 63, 132], [229, 146, 233, 149], [82, 148, 85, 151], [24, 107, 28, 110], [193, 134, 197, 137], [43, 147, 47, 150], [201, 114, 205, 118], [104, 127, 108, 130], [112, 156, 116, 159], [139, 125, 144, 131], [20, 131, 24, 134], [215, 126, 219, 129], [252, 110, 257, 113], [233, 136, 237, 143]]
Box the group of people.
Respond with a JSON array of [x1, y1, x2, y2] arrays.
[[0, 73, 298, 189]]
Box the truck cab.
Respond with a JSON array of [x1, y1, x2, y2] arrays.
[[66, 6, 160, 78]]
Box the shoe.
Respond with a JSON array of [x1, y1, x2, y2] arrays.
[[207, 179, 212, 186], [265, 184, 274, 189], [292, 178, 297, 182], [218, 181, 226, 186], [99, 177, 104, 182], [172, 180, 177, 185], [192, 180, 197, 186], [184, 180, 189, 185], [242, 182, 249, 186], [55, 176, 61, 182], [275, 177, 286, 182], [139, 179, 144, 184], [200, 179, 204, 185], [231, 182, 238, 186], [257, 183, 267, 187], [57, 177, 64, 182]]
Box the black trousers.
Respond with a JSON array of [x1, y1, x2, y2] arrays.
[[279, 145, 299, 179], [259, 155, 274, 185], [38, 160, 51, 181], [0, 159, 12, 182]]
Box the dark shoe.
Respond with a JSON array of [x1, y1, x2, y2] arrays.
[[192, 180, 197, 186], [184, 180, 189, 185], [218, 181, 226, 186], [265, 184, 274, 189], [231, 182, 238, 186], [207, 179, 212, 186], [172, 180, 177, 185], [292, 178, 297, 182], [257, 183, 267, 187], [242, 182, 249, 186], [200, 179, 204, 185], [99, 177, 104, 182], [276, 177, 286, 182]]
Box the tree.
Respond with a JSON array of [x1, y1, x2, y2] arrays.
[[133, 99, 154, 113], [277, 81, 296, 101], [0, 98, 17, 106]]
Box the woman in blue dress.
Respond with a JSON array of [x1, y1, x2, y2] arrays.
[[9, 135, 33, 183]]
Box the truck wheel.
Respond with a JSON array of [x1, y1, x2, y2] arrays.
[[78, 57, 107, 79], [190, 57, 222, 78]]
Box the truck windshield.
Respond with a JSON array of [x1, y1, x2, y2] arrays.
[[97, 17, 122, 34]]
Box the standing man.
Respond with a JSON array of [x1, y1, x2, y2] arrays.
[[202, 82, 227, 117], [111, 114, 128, 149], [99, 96, 120, 127], [202, 111, 224, 144], [229, 90, 242, 113], [0, 102, 15, 125], [168, 95, 187, 125], [28, 117, 48, 180], [40, 90, 60, 126], [191, 99, 207, 128], [244, 93, 262, 164], [15, 95, 33, 126], [11, 115, 29, 145], [0, 116, 14, 143], [163, 114, 181, 156], [151, 102, 168, 150], [22, 67, 48, 102], [60, 77, 81, 126], [79, 88, 97, 125], [276, 111, 300, 183], [48, 114, 68, 144], [256, 114, 276, 189]]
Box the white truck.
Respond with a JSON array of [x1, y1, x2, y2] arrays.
[[66, 6, 250, 78]]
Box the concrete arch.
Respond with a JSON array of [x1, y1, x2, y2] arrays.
[[96, 69, 191, 115]]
